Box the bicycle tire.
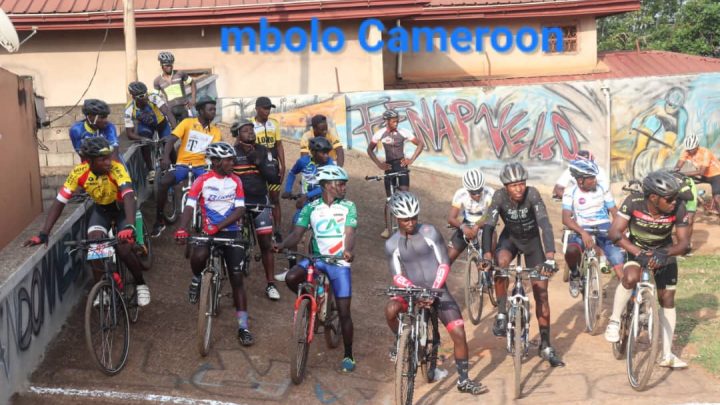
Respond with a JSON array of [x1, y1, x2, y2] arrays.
[[324, 286, 341, 349], [138, 216, 153, 270], [197, 271, 215, 357], [418, 309, 440, 384], [487, 270, 497, 306], [395, 321, 415, 405], [465, 256, 483, 325], [584, 261, 602, 334], [162, 186, 179, 224], [85, 279, 130, 375], [119, 262, 139, 324], [627, 289, 660, 391], [513, 306, 524, 399], [291, 298, 312, 385], [613, 303, 632, 360]]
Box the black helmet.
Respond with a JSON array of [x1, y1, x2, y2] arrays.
[[195, 95, 216, 110], [309, 136, 332, 152], [158, 51, 175, 65], [230, 119, 254, 137], [82, 99, 110, 116], [642, 170, 682, 198], [80, 137, 113, 158], [499, 162, 528, 185], [383, 110, 399, 120], [128, 81, 148, 97]]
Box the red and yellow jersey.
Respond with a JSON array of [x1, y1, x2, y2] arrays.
[[58, 161, 133, 205]]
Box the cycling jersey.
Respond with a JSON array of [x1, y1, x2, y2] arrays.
[[299, 130, 343, 160], [186, 171, 245, 232], [69, 121, 119, 154], [251, 117, 281, 155], [57, 161, 133, 205], [296, 198, 357, 267], [482, 186, 555, 254], [285, 156, 336, 201], [172, 118, 222, 166], [233, 144, 279, 205], [617, 193, 689, 249], [555, 166, 610, 190], [679, 147, 720, 178], [452, 187, 494, 224], [370, 127, 415, 162], [561, 184, 615, 228], [153, 71, 192, 108], [123, 93, 167, 129]]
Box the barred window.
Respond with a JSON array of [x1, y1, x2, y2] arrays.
[[546, 25, 578, 53]]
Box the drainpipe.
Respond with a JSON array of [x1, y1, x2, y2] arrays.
[[395, 19, 403, 80], [601, 82, 611, 178]]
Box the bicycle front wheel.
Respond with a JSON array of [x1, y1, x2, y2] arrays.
[[197, 271, 215, 357], [85, 280, 130, 375], [324, 287, 341, 349], [513, 306, 524, 399], [119, 262, 139, 324], [162, 186, 179, 224], [584, 261, 603, 334], [419, 310, 440, 384], [138, 215, 153, 270], [626, 289, 660, 391], [395, 321, 416, 405], [613, 304, 631, 360], [465, 256, 483, 325], [291, 298, 312, 384]]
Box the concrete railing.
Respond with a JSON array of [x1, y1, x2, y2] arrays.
[[0, 143, 151, 403]]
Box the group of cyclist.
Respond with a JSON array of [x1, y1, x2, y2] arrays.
[[22, 49, 718, 397]]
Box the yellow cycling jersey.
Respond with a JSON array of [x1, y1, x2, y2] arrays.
[[299, 130, 342, 160], [57, 161, 134, 205], [173, 118, 222, 166], [252, 117, 281, 150]]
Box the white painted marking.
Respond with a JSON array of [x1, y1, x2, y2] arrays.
[[29, 386, 247, 405]]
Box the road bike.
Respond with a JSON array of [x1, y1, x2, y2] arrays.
[[447, 225, 495, 324], [380, 286, 441, 405], [285, 251, 342, 384], [239, 202, 274, 275], [566, 227, 606, 334], [177, 164, 206, 231], [365, 169, 409, 237], [188, 235, 246, 356]]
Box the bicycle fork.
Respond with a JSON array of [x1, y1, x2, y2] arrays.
[[507, 295, 530, 355]]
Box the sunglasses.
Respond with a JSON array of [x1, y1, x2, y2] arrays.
[[469, 189, 484, 196], [662, 194, 678, 204], [133, 93, 148, 100]]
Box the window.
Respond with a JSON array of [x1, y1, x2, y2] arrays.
[[546, 25, 577, 53]]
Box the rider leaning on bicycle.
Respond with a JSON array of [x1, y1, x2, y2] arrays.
[[384, 191, 488, 396], [174, 142, 256, 346], [605, 170, 691, 369], [674, 132, 720, 212], [70, 99, 122, 163], [25, 137, 151, 306], [446, 168, 495, 265]]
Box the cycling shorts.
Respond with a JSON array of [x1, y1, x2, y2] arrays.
[[625, 252, 678, 290], [297, 258, 352, 298], [137, 119, 171, 139], [701, 175, 720, 196], [496, 229, 545, 268], [87, 203, 129, 235], [173, 164, 207, 186], [391, 288, 464, 332], [447, 223, 482, 254], [384, 160, 410, 197], [567, 227, 625, 267], [249, 206, 273, 235], [193, 231, 246, 275]]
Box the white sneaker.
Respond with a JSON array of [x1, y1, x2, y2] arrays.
[[147, 170, 156, 183], [136, 285, 151, 307], [266, 284, 280, 300], [605, 320, 620, 343], [93, 293, 110, 308], [274, 270, 288, 282], [659, 354, 688, 369]]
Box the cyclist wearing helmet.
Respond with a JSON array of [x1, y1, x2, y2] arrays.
[[552, 150, 610, 199], [367, 109, 424, 239], [25, 137, 151, 306], [481, 162, 564, 367], [605, 170, 690, 369], [70, 99, 121, 162], [153, 51, 196, 123], [153, 96, 221, 237], [384, 191, 489, 396], [174, 142, 255, 345], [273, 165, 358, 373], [300, 114, 344, 166], [562, 159, 623, 297], [447, 168, 495, 265], [674, 132, 720, 213], [232, 119, 283, 299]]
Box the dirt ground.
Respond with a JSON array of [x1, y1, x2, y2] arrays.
[[13, 142, 720, 404]]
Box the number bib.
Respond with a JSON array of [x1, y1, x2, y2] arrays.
[[185, 130, 213, 153]]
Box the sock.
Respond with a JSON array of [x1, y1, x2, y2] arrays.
[[288, 258, 296, 268], [456, 358, 469, 382], [344, 343, 353, 360], [497, 296, 507, 315], [539, 326, 551, 348], [660, 307, 676, 358], [570, 264, 580, 277], [610, 284, 633, 322], [237, 311, 248, 329]]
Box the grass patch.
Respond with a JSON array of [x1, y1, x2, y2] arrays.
[[675, 255, 720, 376]]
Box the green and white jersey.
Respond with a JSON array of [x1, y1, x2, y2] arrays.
[[296, 198, 358, 267]]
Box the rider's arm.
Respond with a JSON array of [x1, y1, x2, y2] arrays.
[[423, 225, 451, 289], [366, 141, 383, 167], [37, 200, 66, 237], [283, 158, 302, 195], [164, 124, 183, 162], [447, 205, 464, 229], [529, 187, 556, 258], [214, 176, 246, 231], [121, 189, 137, 231], [189, 78, 197, 106], [609, 195, 642, 256], [385, 238, 414, 287], [159, 103, 177, 128], [561, 209, 585, 235], [276, 140, 286, 180], [38, 167, 86, 236], [335, 146, 345, 167], [667, 204, 691, 256], [553, 169, 570, 198], [406, 130, 424, 164], [123, 105, 141, 141], [481, 192, 502, 255], [180, 174, 205, 230]]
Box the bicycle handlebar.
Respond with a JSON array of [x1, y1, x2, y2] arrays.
[[281, 250, 342, 264], [64, 237, 118, 248], [187, 236, 247, 247], [491, 264, 549, 280], [364, 170, 410, 182], [378, 286, 445, 299], [245, 203, 275, 210]]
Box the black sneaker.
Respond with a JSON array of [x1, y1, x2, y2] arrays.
[[389, 345, 397, 362], [188, 276, 201, 304], [493, 313, 507, 337], [273, 232, 283, 244], [456, 379, 489, 395], [151, 221, 166, 238], [238, 328, 255, 346], [539, 346, 565, 367]]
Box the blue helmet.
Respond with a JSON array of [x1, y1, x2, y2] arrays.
[[569, 159, 599, 178]]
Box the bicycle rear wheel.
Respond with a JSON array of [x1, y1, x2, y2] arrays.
[[512, 306, 524, 399], [584, 261, 603, 334], [395, 321, 415, 405], [465, 256, 483, 325], [85, 280, 130, 375], [419, 309, 440, 383], [291, 298, 312, 384], [162, 185, 179, 224], [627, 289, 660, 391], [197, 271, 215, 357], [324, 287, 341, 349]]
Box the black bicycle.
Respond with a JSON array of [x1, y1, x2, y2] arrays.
[[239, 203, 274, 275], [365, 169, 409, 237]]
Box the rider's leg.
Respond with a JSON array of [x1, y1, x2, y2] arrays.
[[323, 263, 354, 362], [610, 262, 641, 322], [257, 232, 275, 280], [531, 279, 551, 346], [336, 297, 354, 361], [116, 242, 146, 286], [564, 243, 582, 278], [447, 228, 468, 266], [155, 168, 178, 224], [494, 248, 514, 314], [385, 299, 405, 333], [440, 300, 488, 394], [268, 186, 282, 239], [283, 262, 308, 293], [655, 261, 684, 365]]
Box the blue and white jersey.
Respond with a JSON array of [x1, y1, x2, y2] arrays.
[[186, 171, 246, 231], [562, 184, 615, 228]]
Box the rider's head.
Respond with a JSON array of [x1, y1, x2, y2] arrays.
[[128, 81, 149, 107], [80, 137, 113, 174], [569, 159, 599, 192], [205, 142, 236, 176], [664, 87, 685, 115], [311, 114, 328, 137], [82, 99, 110, 130], [576, 149, 595, 162], [684, 133, 700, 154], [390, 191, 420, 235], [642, 170, 682, 214], [499, 162, 528, 203], [309, 136, 332, 165], [158, 51, 174, 74], [194, 96, 217, 122], [231, 119, 255, 145], [317, 165, 349, 200], [254, 96, 275, 120], [383, 110, 399, 131], [462, 168, 485, 201]]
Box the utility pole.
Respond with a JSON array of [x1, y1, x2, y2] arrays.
[[123, 0, 138, 98]]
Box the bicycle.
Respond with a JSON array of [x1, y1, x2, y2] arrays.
[[380, 286, 441, 405], [173, 163, 206, 230], [611, 265, 660, 391], [238, 203, 274, 275], [284, 251, 342, 385], [65, 234, 141, 375], [447, 225, 495, 324], [136, 133, 178, 223], [188, 235, 246, 356], [365, 169, 409, 236], [491, 262, 548, 399], [566, 227, 607, 334]]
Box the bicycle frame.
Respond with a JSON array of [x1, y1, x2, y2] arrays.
[[631, 268, 656, 340], [290, 253, 338, 344], [365, 170, 410, 233], [178, 164, 207, 231], [494, 266, 545, 355]]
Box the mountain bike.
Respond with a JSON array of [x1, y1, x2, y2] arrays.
[[567, 227, 606, 334], [380, 286, 441, 405], [188, 235, 246, 356], [447, 225, 495, 324], [365, 169, 409, 236], [239, 203, 274, 275], [285, 251, 342, 385]]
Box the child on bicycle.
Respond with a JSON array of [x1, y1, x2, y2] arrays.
[[446, 168, 494, 265], [174, 142, 255, 346]]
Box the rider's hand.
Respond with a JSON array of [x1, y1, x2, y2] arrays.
[[461, 225, 475, 240], [271, 242, 283, 253], [295, 195, 307, 210], [581, 231, 595, 249], [23, 232, 48, 247], [281, 192, 292, 200], [174, 228, 189, 244], [203, 223, 220, 236], [343, 250, 354, 263], [418, 297, 435, 308], [633, 250, 652, 268], [648, 248, 669, 270], [540, 259, 557, 277], [160, 156, 170, 171], [400, 158, 412, 167], [118, 225, 135, 244], [376, 161, 391, 171], [483, 252, 493, 262]]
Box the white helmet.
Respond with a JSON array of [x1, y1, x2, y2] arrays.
[[390, 191, 420, 219], [684, 133, 700, 150], [205, 142, 236, 159], [462, 168, 485, 191]]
